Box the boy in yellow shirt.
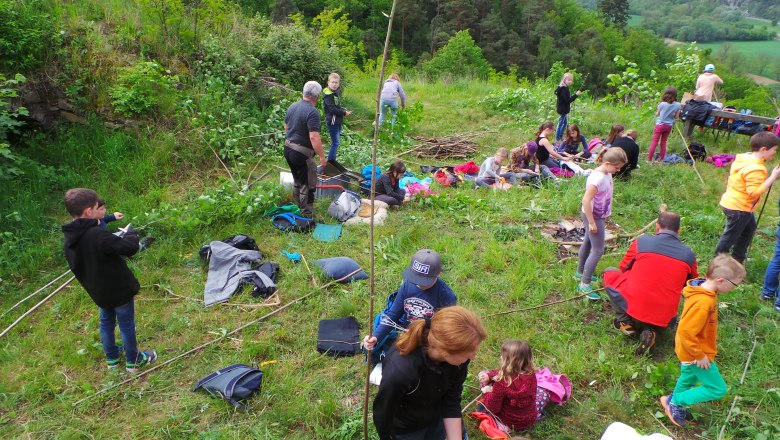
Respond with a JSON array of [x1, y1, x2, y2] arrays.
[[714, 132, 780, 262], [660, 254, 745, 426]]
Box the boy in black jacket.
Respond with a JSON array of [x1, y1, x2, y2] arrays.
[[62, 188, 157, 372], [323, 72, 351, 162]]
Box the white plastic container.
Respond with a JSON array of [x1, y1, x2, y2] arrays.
[[279, 172, 294, 191]]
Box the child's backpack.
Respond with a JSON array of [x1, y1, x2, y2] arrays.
[[192, 364, 263, 410], [327, 190, 361, 222], [682, 141, 707, 162], [361, 165, 382, 194], [587, 137, 604, 154], [199, 234, 261, 263], [271, 213, 316, 232]]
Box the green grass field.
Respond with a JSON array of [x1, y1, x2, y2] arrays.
[[699, 40, 780, 60], [2, 73, 780, 439]]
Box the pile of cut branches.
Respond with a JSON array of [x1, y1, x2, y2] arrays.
[[408, 131, 491, 159]]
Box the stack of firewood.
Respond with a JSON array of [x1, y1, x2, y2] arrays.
[[409, 132, 490, 159]]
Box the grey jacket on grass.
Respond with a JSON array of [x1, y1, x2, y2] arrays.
[[204, 241, 275, 306]]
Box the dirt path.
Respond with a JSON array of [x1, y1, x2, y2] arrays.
[[746, 73, 780, 85]]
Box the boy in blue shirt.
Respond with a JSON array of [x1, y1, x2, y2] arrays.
[[362, 249, 457, 364]]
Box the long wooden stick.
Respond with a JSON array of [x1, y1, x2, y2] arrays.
[[0, 275, 76, 338], [364, 2, 398, 439], [674, 124, 705, 185], [0, 269, 71, 319], [485, 289, 602, 318], [72, 269, 362, 407]]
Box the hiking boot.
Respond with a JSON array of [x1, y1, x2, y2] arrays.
[[126, 350, 158, 373], [759, 291, 775, 302], [139, 236, 155, 250], [107, 358, 121, 369], [578, 284, 601, 301], [636, 329, 656, 356], [613, 319, 636, 336], [659, 394, 687, 427]]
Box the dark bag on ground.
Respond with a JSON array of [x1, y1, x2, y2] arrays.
[[199, 234, 261, 263], [680, 100, 714, 125], [682, 142, 707, 162], [192, 364, 263, 410], [251, 262, 280, 298], [317, 316, 361, 358], [271, 213, 316, 232]]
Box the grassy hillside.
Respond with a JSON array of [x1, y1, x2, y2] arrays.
[[1, 73, 780, 439]]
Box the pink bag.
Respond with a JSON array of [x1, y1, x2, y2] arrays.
[[535, 368, 572, 405]]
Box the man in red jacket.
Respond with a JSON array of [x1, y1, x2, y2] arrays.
[[603, 210, 698, 355]]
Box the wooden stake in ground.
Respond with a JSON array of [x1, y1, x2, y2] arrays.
[[0, 275, 76, 338], [674, 124, 705, 185], [364, 2, 398, 439]]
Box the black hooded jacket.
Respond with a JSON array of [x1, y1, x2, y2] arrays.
[[62, 218, 140, 308]]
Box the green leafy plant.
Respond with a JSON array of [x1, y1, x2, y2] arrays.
[[0, 73, 27, 179], [603, 55, 659, 108], [110, 61, 180, 116]]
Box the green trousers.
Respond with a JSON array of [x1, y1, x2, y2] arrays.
[[671, 361, 728, 407]]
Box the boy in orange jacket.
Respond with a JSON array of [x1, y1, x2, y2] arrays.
[[714, 132, 780, 262], [660, 254, 745, 426]]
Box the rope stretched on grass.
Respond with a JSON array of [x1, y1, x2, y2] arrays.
[[72, 268, 362, 407], [485, 289, 604, 318], [0, 269, 71, 320], [0, 275, 76, 338]]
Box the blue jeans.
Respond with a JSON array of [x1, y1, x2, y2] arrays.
[[761, 224, 780, 305], [379, 99, 398, 127], [556, 114, 568, 142], [327, 123, 342, 162], [99, 299, 139, 364], [714, 208, 756, 262]]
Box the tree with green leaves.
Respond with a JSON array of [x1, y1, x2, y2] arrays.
[[598, 0, 628, 29]]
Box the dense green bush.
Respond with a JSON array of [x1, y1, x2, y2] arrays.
[[252, 23, 341, 88], [422, 31, 494, 80], [110, 61, 180, 116], [0, 0, 57, 71]]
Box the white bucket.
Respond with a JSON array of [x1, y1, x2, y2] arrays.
[[279, 172, 294, 191]]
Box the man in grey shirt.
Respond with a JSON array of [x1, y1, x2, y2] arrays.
[[284, 81, 326, 217]]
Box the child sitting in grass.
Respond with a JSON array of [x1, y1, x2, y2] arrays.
[[62, 188, 157, 372], [660, 254, 745, 427], [577, 147, 627, 300], [508, 142, 557, 184], [375, 160, 408, 207], [478, 340, 548, 433], [556, 124, 590, 161], [476, 147, 516, 188]]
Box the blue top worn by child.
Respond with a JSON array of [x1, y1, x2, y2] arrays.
[[364, 249, 457, 364]]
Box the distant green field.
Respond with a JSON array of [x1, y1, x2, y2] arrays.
[[743, 17, 780, 35], [698, 39, 780, 59]]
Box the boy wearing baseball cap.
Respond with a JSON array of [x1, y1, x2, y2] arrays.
[[363, 249, 457, 364]]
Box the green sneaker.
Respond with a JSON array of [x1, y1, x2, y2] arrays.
[[578, 284, 601, 300], [126, 350, 158, 373], [106, 358, 121, 369]]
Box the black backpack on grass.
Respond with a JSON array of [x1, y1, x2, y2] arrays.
[[682, 142, 707, 162], [193, 364, 263, 410]]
